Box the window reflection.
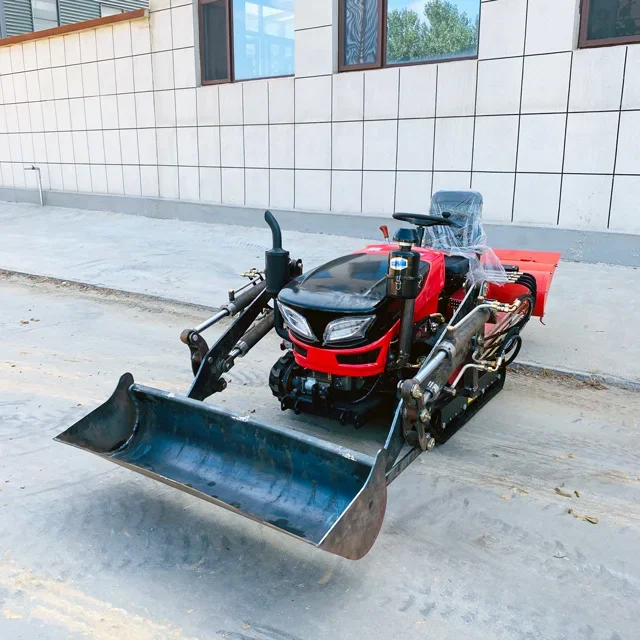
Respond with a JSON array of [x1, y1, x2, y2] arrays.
[[232, 0, 295, 81], [385, 0, 479, 65]]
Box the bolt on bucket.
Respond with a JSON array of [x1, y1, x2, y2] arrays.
[[55, 374, 388, 560]]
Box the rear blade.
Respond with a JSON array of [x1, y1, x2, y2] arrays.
[[55, 374, 387, 560]]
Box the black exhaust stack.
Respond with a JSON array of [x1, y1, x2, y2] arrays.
[[264, 210, 290, 294], [387, 228, 421, 367], [264, 210, 292, 339]]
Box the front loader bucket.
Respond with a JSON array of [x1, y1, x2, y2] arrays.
[[56, 374, 388, 560]]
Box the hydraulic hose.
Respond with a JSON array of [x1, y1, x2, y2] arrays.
[[193, 280, 267, 334]]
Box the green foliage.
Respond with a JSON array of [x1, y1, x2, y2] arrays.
[[387, 9, 429, 62], [386, 0, 479, 63]]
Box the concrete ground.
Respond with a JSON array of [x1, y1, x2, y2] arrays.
[[1, 274, 640, 639], [1, 202, 639, 383]]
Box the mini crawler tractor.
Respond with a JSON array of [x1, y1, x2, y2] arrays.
[[57, 191, 559, 559]]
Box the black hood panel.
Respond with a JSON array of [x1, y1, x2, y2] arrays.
[[279, 253, 390, 314]]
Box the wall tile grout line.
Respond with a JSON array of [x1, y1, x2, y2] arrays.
[[149, 19, 159, 200], [6, 45, 18, 188], [242, 84, 246, 207], [469, 57, 480, 192], [129, 23, 142, 196], [65, 44, 79, 192], [511, 0, 529, 222], [110, 25, 124, 196], [169, 8, 179, 201], [392, 70, 401, 213], [81, 39, 97, 193], [430, 66, 438, 199], [189, 48, 198, 201], [51, 36, 64, 191], [292, 78, 296, 210], [1, 44, 194, 77], [3, 50, 586, 86], [608, 46, 628, 229], [20, 81, 34, 188], [329, 72, 333, 213], [6, 156, 640, 178], [360, 73, 366, 214], [266, 82, 271, 209], [217, 84, 222, 204], [6, 94, 640, 119], [556, 50, 574, 226], [292, 24, 333, 34], [0, 51, 594, 83]]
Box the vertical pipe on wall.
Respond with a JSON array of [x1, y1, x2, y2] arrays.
[[24, 165, 44, 205]]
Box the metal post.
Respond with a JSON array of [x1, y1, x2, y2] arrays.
[[24, 166, 44, 206]]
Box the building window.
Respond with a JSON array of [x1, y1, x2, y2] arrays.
[[579, 0, 640, 48], [339, 0, 480, 71], [101, 4, 125, 17], [31, 0, 59, 31], [199, 0, 294, 84]]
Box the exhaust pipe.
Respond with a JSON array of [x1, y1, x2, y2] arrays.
[[386, 227, 421, 367]]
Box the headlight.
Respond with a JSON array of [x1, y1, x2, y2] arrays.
[[323, 316, 375, 345], [277, 302, 317, 341]]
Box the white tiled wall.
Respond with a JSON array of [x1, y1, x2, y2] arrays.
[[1, 0, 639, 233]]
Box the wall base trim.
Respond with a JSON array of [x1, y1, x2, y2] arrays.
[[2, 187, 639, 267]]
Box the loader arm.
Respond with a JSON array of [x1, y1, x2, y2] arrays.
[[180, 211, 302, 401], [187, 288, 272, 401]]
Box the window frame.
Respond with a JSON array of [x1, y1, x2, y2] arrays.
[[578, 0, 640, 49], [337, 0, 384, 71], [198, 0, 295, 86], [199, 0, 233, 85], [338, 0, 481, 73]]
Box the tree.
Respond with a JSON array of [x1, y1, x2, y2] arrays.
[[386, 0, 479, 63], [386, 8, 429, 63]]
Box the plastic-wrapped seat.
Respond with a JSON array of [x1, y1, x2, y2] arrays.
[[422, 190, 506, 284]]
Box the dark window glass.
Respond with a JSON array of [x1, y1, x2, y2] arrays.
[[586, 0, 640, 41], [386, 0, 479, 65], [201, 0, 231, 82], [232, 0, 294, 81], [343, 0, 380, 67]]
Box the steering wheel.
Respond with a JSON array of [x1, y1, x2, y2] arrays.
[[392, 211, 455, 228]]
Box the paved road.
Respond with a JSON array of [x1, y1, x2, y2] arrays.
[[1, 202, 639, 382], [2, 274, 639, 640]]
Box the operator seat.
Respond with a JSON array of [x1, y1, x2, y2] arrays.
[[422, 190, 484, 280]]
